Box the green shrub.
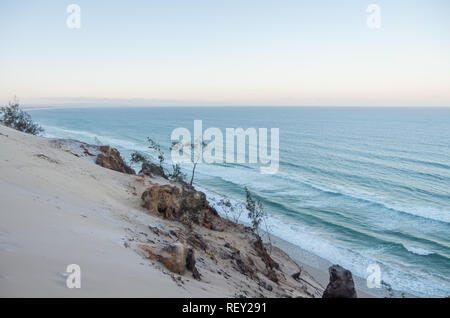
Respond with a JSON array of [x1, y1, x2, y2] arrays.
[[130, 151, 148, 164], [168, 163, 186, 182], [0, 100, 43, 135]]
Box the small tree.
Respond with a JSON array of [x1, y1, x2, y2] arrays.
[[171, 137, 208, 186], [0, 99, 43, 135], [245, 187, 273, 252], [147, 137, 165, 168], [168, 163, 186, 182], [131, 147, 186, 182], [245, 187, 265, 233], [234, 209, 244, 223], [130, 151, 148, 164]]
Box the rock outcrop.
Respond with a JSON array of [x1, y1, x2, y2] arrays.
[[95, 146, 135, 175], [140, 184, 288, 284], [322, 264, 357, 298], [140, 242, 188, 275], [186, 248, 201, 280], [141, 185, 219, 229], [136, 182, 324, 297], [140, 242, 201, 279], [40, 136, 325, 297], [232, 250, 257, 279], [139, 162, 167, 178]]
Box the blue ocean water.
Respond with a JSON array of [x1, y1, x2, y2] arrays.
[[29, 107, 450, 297]]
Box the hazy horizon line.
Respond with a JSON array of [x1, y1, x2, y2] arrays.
[[23, 104, 450, 110]]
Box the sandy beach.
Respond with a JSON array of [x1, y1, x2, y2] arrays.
[[266, 234, 416, 298], [0, 123, 331, 297]]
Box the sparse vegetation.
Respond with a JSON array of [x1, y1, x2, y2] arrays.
[[171, 137, 209, 186], [245, 187, 265, 233], [130, 146, 186, 182], [217, 198, 244, 223], [130, 151, 148, 164], [168, 163, 186, 182], [0, 99, 43, 135], [232, 208, 244, 224], [245, 187, 273, 253], [179, 187, 205, 229], [147, 137, 165, 168]]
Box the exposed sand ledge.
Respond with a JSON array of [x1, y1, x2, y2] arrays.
[[0, 123, 372, 297]]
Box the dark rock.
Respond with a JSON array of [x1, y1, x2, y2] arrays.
[[186, 248, 201, 280], [80, 144, 95, 156], [186, 232, 207, 251], [95, 146, 135, 174], [219, 250, 232, 260], [233, 252, 256, 279], [139, 162, 167, 179], [266, 268, 279, 283], [322, 265, 357, 298], [148, 225, 161, 236], [292, 271, 301, 281], [259, 280, 273, 292]]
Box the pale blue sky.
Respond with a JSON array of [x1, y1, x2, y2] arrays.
[[1, 0, 449, 107]]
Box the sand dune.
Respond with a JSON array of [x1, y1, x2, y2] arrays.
[[0, 124, 325, 297]]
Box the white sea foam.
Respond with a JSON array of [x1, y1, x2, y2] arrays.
[[198, 185, 450, 298], [403, 245, 434, 256], [275, 171, 450, 224], [43, 125, 149, 152], [196, 160, 450, 224]]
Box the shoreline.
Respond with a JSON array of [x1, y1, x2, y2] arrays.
[[200, 186, 412, 298], [196, 179, 421, 298], [264, 233, 414, 298], [0, 122, 420, 298], [0, 123, 325, 297]]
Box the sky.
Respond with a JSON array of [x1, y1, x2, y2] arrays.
[[0, 0, 449, 107]]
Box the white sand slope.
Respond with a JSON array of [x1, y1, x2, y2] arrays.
[[1, 123, 332, 298], [0, 124, 220, 297]]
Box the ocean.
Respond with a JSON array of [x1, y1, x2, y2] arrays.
[[29, 107, 450, 297]]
